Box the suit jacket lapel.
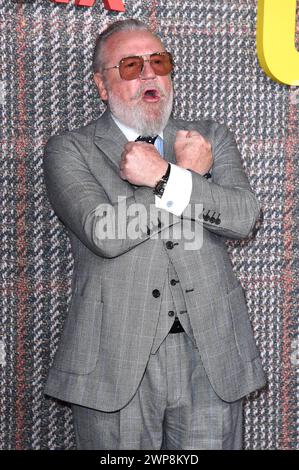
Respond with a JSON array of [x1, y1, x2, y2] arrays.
[[163, 117, 180, 164], [94, 109, 128, 170]]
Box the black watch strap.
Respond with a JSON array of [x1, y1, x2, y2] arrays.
[[153, 163, 171, 198], [187, 169, 212, 179], [163, 162, 171, 180]]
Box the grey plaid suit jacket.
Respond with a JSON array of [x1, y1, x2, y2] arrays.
[[43, 110, 266, 411]]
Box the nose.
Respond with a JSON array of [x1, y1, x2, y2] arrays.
[[140, 59, 156, 80]]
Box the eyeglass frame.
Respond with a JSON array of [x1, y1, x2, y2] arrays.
[[102, 51, 173, 79]]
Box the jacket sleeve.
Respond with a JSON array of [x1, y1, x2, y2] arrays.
[[43, 134, 181, 259], [182, 123, 261, 239]]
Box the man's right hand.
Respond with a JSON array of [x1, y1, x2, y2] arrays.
[[174, 130, 213, 175]]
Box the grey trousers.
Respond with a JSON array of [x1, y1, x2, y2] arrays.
[[72, 332, 243, 450]]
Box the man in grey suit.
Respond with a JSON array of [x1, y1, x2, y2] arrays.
[[43, 19, 266, 450]]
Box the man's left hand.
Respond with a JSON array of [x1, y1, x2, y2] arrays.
[[119, 142, 168, 188], [174, 130, 213, 175]]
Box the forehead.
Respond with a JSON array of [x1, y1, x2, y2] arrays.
[[103, 30, 165, 64]]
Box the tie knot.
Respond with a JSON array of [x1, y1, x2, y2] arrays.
[[135, 135, 158, 145]]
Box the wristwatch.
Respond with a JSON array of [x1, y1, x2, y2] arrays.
[[153, 163, 171, 198]]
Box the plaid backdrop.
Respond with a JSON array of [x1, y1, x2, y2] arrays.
[[0, 0, 298, 450]]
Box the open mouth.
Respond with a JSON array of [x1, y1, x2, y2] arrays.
[[142, 88, 160, 101]]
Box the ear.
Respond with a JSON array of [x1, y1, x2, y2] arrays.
[[94, 73, 108, 101]]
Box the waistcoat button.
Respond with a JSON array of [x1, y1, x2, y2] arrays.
[[152, 289, 160, 298]]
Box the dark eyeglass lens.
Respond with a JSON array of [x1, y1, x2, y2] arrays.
[[150, 54, 173, 75], [119, 57, 143, 80]]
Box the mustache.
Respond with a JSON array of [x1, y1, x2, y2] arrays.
[[131, 83, 167, 100]]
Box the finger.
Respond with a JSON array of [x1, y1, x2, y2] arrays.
[[186, 130, 202, 138], [175, 130, 189, 140], [124, 142, 134, 152], [120, 151, 126, 163], [119, 169, 126, 180], [187, 131, 211, 148]]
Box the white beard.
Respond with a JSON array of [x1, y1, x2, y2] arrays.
[[107, 85, 173, 136]]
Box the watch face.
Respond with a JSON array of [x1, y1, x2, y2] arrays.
[[154, 180, 166, 197]]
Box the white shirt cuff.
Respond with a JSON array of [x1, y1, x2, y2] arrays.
[[155, 163, 192, 216]]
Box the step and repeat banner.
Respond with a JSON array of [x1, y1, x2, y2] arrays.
[[0, 0, 298, 449]]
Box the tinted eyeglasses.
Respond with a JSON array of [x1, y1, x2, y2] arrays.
[[103, 52, 173, 81]]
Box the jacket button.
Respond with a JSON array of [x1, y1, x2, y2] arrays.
[[166, 241, 174, 249], [210, 212, 216, 224], [152, 289, 160, 298], [170, 279, 179, 286], [168, 310, 175, 317]]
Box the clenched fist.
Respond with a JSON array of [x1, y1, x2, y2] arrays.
[[119, 142, 168, 188], [174, 130, 213, 175]]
